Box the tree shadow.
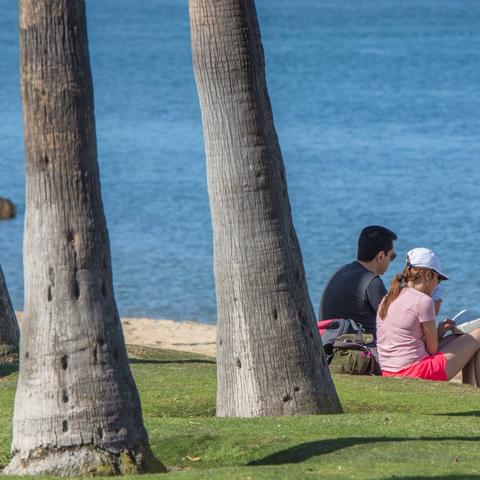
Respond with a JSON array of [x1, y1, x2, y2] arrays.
[[129, 358, 215, 365], [249, 436, 480, 466], [434, 411, 480, 417], [380, 477, 480, 480], [0, 362, 18, 377]]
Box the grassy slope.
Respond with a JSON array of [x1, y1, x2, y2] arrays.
[[0, 346, 480, 479]]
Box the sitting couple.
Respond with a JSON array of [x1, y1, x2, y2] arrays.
[[320, 225, 480, 386]]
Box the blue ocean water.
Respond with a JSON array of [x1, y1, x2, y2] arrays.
[[1, 1, 480, 323]]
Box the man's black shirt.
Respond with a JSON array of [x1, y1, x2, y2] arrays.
[[319, 261, 387, 335]]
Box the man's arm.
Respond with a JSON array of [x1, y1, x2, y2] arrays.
[[366, 276, 387, 313]]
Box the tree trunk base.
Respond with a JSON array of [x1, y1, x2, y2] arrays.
[[3, 444, 166, 476]]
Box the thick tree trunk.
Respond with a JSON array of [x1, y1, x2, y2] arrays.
[[190, 0, 342, 417], [5, 1, 164, 475], [0, 266, 20, 362]]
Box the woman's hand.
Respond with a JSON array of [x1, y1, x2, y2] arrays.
[[437, 319, 456, 339]]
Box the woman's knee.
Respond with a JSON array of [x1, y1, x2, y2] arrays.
[[467, 328, 480, 343], [460, 328, 480, 349]]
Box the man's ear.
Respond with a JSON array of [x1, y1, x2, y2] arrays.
[[376, 251, 386, 262]]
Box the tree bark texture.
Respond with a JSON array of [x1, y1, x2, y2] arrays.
[[0, 266, 20, 362], [5, 1, 164, 475], [190, 0, 342, 417]]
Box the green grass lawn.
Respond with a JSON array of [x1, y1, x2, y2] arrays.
[[1, 346, 480, 479]]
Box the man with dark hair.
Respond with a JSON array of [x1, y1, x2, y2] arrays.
[[320, 225, 398, 335]]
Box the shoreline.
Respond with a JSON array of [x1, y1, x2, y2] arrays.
[[11, 313, 463, 382], [15, 312, 217, 358]]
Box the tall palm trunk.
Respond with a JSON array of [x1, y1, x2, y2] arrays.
[[5, 1, 164, 475], [190, 0, 342, 417], [0, 266, 20, 362]]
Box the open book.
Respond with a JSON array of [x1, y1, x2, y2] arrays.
[[451, 309, 480, 334]]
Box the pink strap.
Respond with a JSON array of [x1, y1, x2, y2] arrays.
[[317, 319, 340, 335]]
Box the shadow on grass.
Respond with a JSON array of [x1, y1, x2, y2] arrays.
[[249, 436, 480, 465], [0, 362, 18, 377], [434, 411, 480, 417], [129, 358, 215, 365], [380, 477, 480, 479]]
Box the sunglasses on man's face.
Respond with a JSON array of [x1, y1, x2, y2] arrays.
[[389, 252, 397, 262]]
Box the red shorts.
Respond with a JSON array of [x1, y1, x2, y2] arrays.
[[382, 353, 448, 381]]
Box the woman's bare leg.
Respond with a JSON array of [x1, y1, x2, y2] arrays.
[[438, 334, 456, 349], [475, 351, 480, 387], [462, 358, 476, 386], [440, 329, 480, 382], [445, 335, 478, 385]]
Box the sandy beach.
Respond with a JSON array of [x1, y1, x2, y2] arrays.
[[121, 317, 216, 357]]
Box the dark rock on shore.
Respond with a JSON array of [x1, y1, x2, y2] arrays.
[[0, 197, 16, 219]]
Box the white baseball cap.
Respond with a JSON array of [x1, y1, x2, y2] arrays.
[[406, 247, 449, 280]]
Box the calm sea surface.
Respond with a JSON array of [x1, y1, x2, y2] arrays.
[[1, 1, 480, 323]]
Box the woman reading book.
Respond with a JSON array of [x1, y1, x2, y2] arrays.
[[377, 247, 480, 386]]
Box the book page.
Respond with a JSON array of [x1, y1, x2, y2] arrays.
[[451, 309, 480, 333], [452, 309, 480, 325]]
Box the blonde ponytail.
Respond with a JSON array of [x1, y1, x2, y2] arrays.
[[378, 266, 425, 319], [378, 271, 405, 320]]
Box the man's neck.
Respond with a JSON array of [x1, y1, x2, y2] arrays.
[[357, 260, 380, 276]]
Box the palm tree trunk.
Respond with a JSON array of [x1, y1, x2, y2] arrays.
[[190, 0, 342, 417], [5, 1, 164, 474], [0, 266, 20, 362]]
